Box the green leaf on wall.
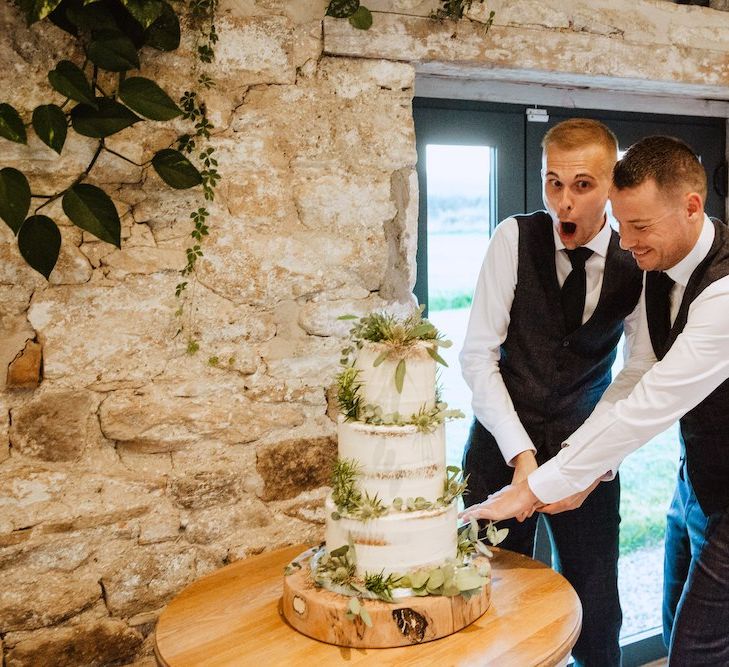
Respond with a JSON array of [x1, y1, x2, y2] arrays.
[[70, 98, 141, 138], [120, 0, 164, 29], [152, 149, 202, 189], [87, 29, 140, 71], [119, 77, 181, 121], [0, 103, 27, 144], [144, 2, 180, 51], [349, 6, 372, 30], [17, 215, 61, 279], [18, 0, 64, 24], [0, 168, 31, 235], [48, 60, 97, 107], [32, 104, 68, 154], [62, 184, 121, 247]]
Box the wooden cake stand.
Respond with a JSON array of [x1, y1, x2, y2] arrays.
[[155, 544, 582, 667], [281, 546, 491, 647]]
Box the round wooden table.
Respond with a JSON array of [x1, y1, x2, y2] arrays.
[[155, 544, 581, 667]]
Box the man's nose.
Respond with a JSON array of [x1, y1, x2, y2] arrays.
[[618, 226, 636, 249], [559, 190, 573, 213]]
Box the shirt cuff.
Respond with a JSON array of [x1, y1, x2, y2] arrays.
[[490, 419, 536, 466], [527, 459, 583, 504]]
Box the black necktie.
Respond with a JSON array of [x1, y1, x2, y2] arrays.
[[561, 247, 593, 334], [652, 271, 675, 354]]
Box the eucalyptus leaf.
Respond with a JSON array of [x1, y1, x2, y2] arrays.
[[62, 184, 121, 247], [32, 104, 67, 154], [144, 2, 180, 51], [372, 350, 389, 367], [71, 98, 141, 138], [349, 6, 372, 30], [359, 605, 372, 627], [120, 0, 164, 28], [152, 149, 202, 189], [119, 77, 181, 121], [426, 568, 445, 591], [19, 0, 64, 24], [0, 168, 31, 235], [329, 544, 349, 558], [17, 215, 61, 279], [394, 358, 406, 393], [455, 567, 485, 592], [469, 517, 479, 542], [326, 0, 359, 18], [426, 345, 448, 367], [347, 597, 360, 614], [491, 527, 509, 546], [409, 570, 429, 589], [87, 29, 140, 71], [48, 60, 96, 107], [474, 540, 493, 558], [0, 103, 27, 144]]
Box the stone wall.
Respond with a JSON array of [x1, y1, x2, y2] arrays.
[[2, 0, 729, 664]]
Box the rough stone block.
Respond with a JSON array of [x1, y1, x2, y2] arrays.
[[101, 546, 197, 617], [256, 435, 336, 501], [0, 570, 100, 632], [6, 340, 42, 389], [9, 390, 96, 462], [4, 618, 142, 667]]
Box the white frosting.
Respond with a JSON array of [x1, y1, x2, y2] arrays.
[[354, 342, 436, 417], [337, 420, 445, 505], [325, 497, 458, 577]]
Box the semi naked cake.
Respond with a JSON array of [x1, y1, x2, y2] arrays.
[[282, 310, 507, 648]]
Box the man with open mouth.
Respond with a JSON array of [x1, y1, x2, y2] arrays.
[[460, 118, 643, 666]]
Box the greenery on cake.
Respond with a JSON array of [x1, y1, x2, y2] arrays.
[[339, 307, 451, 372], [336, 367, 362, 421], [313, 519, 506, 604], [331, 460, 468, 518]]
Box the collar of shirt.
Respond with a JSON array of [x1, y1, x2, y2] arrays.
[[551, 215, 612, 258], [666, 214, 715, 287]]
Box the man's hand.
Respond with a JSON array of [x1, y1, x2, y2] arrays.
[[459, 480, 541, 523], [538, 479, 600, 514], [510, 451, 538, 521]]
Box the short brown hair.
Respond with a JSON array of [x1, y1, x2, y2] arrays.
[[612, 135, 707, 200], [542, 118, 619, 163]]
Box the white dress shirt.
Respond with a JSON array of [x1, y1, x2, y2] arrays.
[[460, 214, 639, 466], [530, 215, 729, 503]]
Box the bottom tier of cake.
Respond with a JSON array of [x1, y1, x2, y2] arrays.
[[324, 496, 458, 577]]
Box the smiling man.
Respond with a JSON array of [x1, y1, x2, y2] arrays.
[[459, 118, 643, 667], [463, 135, 729, 664]]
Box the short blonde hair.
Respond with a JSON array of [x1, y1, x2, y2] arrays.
[[542, 118, 619, 168]]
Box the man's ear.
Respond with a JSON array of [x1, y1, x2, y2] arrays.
[[686, 192, 703, 220]]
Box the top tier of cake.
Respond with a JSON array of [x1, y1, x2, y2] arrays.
[[354, 341, 436, 418]]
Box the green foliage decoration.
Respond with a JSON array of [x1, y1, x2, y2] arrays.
[[0, 0, 209, 279]]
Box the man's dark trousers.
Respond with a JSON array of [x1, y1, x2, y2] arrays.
[[463, 419, 623, 667]]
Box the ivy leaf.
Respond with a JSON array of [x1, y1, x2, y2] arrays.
[[71, 98, 141, 138], [144, 2, 180, 51], [152, 149, 202, 189], [48, 60, 97, 108], [326, 0, 359, 18], [18, 0, 64, 24], [119, 77, 181, 121], [394, 358, 406, 393], [0, 103, 27, 144], [426, 345, 448, 367], [17, 215, 61, 279], [120, 0, 164, 29], [32, 104, 68, 154], [62, 184, 121, 247], [87, 29, 140, 71], [66, 2, 118, 32], [0, 168, 31, 235], [349, 6, 373, 30]]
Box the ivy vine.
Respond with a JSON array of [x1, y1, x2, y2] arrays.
[[0, 0, 209, 279]]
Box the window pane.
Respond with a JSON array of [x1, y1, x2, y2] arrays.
[[424, 144, 493, 468]]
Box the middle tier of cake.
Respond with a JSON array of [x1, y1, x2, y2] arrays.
[[324, 497, 458, 577], [337, 420, 446, 505]]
